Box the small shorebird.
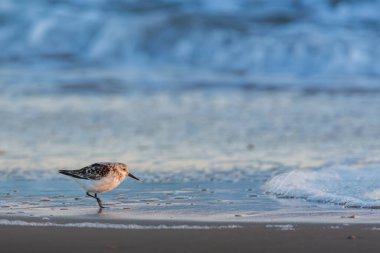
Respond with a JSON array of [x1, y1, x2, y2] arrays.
[[59, 162, 140, 208]]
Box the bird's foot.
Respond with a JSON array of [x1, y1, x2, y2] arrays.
[[96, 198, 106, 209], [86, 192, 107, 209]]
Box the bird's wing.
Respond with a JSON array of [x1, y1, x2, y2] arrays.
[[59, 163, 112, 180]]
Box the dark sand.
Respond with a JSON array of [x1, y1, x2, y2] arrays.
[[1, 221, 380, 253]]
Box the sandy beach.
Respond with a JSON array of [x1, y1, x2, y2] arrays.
[[1, 219, 380, 253]]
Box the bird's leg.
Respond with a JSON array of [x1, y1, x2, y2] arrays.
[[86, 192, 105, 208], [94, 193, 105, 209]]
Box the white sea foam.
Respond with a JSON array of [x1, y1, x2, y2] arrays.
[[0, 219, 241, 230], [265, 224, 295, 231], [265, 165, 380, 208]]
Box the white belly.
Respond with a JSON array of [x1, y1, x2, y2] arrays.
[[74, 174, 124, 193]]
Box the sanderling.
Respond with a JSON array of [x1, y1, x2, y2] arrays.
[[59, 162, 140, 208]]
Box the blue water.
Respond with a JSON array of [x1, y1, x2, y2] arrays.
[[1, 0, 380, 90], [1, 0, 380, 221]]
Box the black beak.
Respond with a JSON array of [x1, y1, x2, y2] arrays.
[[128, 173, 140, 181]]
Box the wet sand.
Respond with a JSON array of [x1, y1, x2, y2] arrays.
[[1, 221, 380, 253]]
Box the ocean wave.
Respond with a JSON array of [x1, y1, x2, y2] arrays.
[[265, 164, 380, 208], [0, 0, 380, 88]]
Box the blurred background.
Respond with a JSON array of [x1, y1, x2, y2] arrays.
[[0, 0, 380, 213], [1, 0, 380, 210], [1, 0, 380, 88]]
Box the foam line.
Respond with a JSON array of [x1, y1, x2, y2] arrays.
[[0, 219, 241, 230]]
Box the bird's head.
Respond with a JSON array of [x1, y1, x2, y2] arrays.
[[118, 163, 140, 181]]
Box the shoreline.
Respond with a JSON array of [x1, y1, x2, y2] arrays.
[[1, 221, 380, 253], [3, 206, 380, 225], [3, 212, 380, 227]]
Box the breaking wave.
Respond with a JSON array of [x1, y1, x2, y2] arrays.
[[1, 0, 380, 90], [266, 164, 380, 208]]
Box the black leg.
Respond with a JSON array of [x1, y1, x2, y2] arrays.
[[94, 193, 105, 208], [86, 192, 105, 208]]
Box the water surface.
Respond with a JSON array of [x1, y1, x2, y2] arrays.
[[2, 0, 380, 222]]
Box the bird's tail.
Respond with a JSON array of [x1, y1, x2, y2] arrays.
[[58, 170, 84, 179], [58, 170, 71, 176]]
